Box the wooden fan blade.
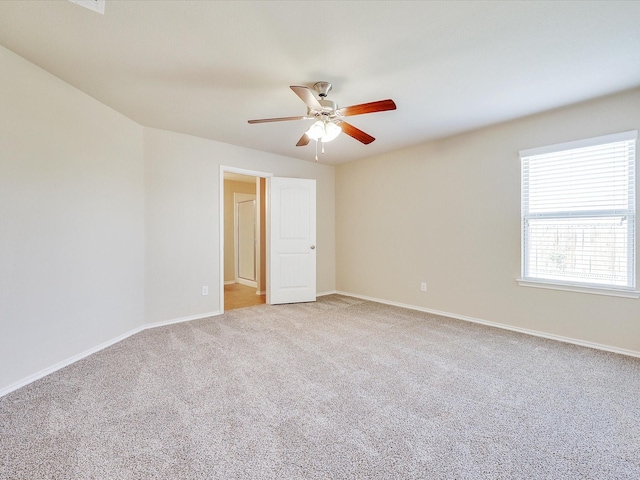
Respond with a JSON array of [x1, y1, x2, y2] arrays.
[[290, 86, 322, 110], [337, 99, 396, 117], [248, 116, 308, 124], [296, 133, 310, 147], [338, 121, 375, 145]]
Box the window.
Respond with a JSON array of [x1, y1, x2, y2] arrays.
[[519, 131, 637, 297]]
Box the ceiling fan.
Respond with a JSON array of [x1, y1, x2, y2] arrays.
[[248, 81, 396, 158]]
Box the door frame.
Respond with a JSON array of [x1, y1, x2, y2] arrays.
[[220, 166, 272, 313]]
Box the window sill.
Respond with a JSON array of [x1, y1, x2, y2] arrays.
[[516, 279, 640, 299]]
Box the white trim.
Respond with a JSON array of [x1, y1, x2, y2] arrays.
[[516, 278, 640, 299], [255, 177, 263, 296], [257, 290, 266, 295], [519, 129, 637, 158], [222, 166, 274, 178], [0, 311, 222, 398], [68, 0, 105, 15], [6, 289, 638, 398], [0, 326, 142, 398], [220, 170, 225, 314], [335, 290, 640, 359], [224, 280, 235, 285], [144, 311, 222, 330], [236, 277, 257, 288], [317, 290, 338, 297]]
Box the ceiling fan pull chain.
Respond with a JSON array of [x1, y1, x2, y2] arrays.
[[315, 140, 319, 162], [322, 142, 325, 155]]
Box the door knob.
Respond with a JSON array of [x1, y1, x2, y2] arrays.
[[310, 245, 316, 250]]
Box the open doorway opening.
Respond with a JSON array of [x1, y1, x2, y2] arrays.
[[221, 169, 269, 311], [220, 166, 317, 312]]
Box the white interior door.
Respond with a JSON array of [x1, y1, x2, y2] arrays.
[[268, 177, 316, 304]]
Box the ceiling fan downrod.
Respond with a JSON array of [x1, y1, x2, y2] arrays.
[[313, 81, 332, 98]]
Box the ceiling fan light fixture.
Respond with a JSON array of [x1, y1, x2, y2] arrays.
[[305, 120, 325, 140], [322, 121, 341, 142], [305, 120, 341, 142]]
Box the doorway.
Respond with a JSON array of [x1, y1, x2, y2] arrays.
[[222, 170, 267, 310], [220, 167, 317, 312]]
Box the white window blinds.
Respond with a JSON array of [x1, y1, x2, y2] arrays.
[[520, 131, 636, 291]]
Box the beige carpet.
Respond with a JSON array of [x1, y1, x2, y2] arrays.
[[1, 294, 639, 479]]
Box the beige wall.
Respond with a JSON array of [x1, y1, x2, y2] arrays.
[[223, 179, 257, 283], [0, 45, 145, 391], [1, 44, 336, 394], [336, 88, 640, 354], [144, 127, 336, 324]]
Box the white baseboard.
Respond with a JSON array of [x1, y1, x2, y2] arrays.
[[316, 290, 337, 297], [335, 290, 640, 359], [0, 311, 223, 398], [0, 326, 142, 398], [224, 281, 235, 285], [145, 311, 221, 330], [236, 278, 257, 288], [6, 290, 636, 398]]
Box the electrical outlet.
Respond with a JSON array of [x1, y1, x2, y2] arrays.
[[202, 286, 209, 296], [420, 282, 427, 292]]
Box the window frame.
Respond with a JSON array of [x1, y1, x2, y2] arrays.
[[517, 130, 639, 299]]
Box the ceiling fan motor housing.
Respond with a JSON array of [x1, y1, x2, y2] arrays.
[[319, 98, 337, 115]]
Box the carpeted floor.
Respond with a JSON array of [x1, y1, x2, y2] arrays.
[[1, 294, 639, 479]]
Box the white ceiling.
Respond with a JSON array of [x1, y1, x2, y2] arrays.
[[1, 1, 640, 165]]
